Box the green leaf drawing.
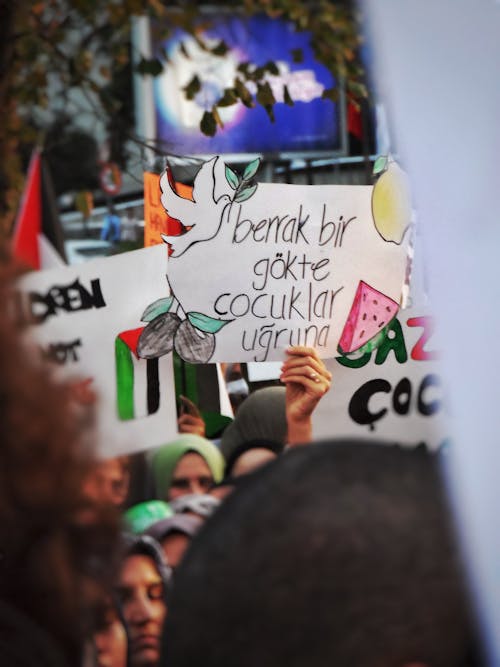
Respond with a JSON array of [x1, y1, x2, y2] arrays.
[[373, 155, 388, 176], [141, 296, 174, 322], [242, 158, 260, 181], [235, 183, 258, 203], [225, 165, 239, 189], [187, 312, 233, 333]]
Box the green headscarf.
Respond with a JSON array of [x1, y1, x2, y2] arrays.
[[123, 500, 173, 534], [152, 434, 225, 500]]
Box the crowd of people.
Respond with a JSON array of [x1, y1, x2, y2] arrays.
[[0, 246, 483, 667]]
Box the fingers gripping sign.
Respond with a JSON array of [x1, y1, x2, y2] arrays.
[[280, 345, 332, 445]]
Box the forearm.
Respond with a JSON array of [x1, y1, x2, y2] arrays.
[[286, 415, 312, 446]]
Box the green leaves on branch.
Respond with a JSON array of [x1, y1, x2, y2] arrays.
[[211, 40, 229, 56], [234, 78, 254, 108], [256, 81, 275, 107], [136, 57, 163, 76], [235, 184, 257, 202], [237, 62, 250, 76], [264, 60, 280, 76], [225, 165, 239, 190], [211, 106, 224, 130], [243, 158, 260, 181], [256, 81, 276, 122], [183, 75, 201, 100], [199, 77, 254, 136], [283, 85, 294, 107], [322, 87, 339, 102], [201, 104, 225, 136], [217, 88, 238, 107], [224, 158, 260, 203], [192, 1, 366, 138], [347, 79, 369, 99], [200, 111, 217, 137], [227, 159, 261, 185], [178, 41, 190, 59]]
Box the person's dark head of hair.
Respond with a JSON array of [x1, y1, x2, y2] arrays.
[[163, 440, 480, 667], [223, 438, 282, 479]]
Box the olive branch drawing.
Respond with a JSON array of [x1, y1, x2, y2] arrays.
[[137, 157, 260, 364], [136, 278, 233, 364], [224, 157, 260, 203]]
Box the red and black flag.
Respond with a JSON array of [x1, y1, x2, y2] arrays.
[[12, 149, 67, 270]]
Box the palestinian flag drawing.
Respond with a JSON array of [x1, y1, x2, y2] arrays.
[[116, 327, 169, 421]]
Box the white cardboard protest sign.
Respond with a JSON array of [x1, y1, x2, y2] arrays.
[[312, 305, 447, 450], [141, 156, 409, 364], [18, 245, 177, 458]]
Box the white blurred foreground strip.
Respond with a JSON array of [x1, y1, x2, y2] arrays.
[[362, 0, 500, 663]]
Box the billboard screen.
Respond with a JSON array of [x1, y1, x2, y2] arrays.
[[150, 13, 347, 158]]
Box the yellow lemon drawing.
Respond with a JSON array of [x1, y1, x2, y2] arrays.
[[372, 161, 412, 244]]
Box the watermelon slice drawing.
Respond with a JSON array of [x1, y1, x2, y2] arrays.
[[338, 280, 399, 354]]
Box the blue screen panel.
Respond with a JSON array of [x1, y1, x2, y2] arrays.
[[152, 13, 346, 157]]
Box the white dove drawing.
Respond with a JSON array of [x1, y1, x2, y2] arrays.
[[159, 156, 232, 257]]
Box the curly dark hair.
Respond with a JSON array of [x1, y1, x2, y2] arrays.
[[0, 247, 121, 663]]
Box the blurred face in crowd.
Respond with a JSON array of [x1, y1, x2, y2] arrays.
[[168, 453, 213, 500], [160, 532, 190, 570], [117, 555, 166, 667], [231, 448, 277, 478], [83, 456, 130, 507], [94, 602, 128, 667]]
